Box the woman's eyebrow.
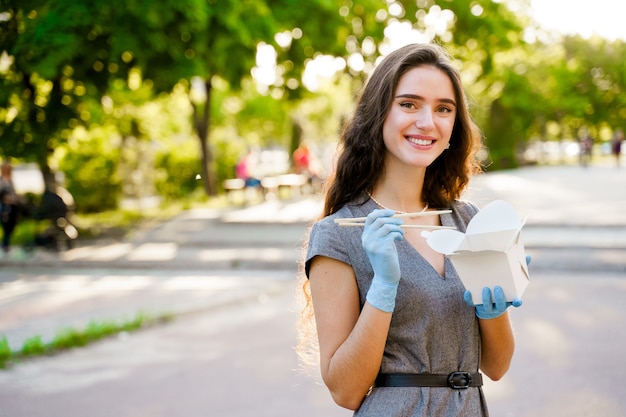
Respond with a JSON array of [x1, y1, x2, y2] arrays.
[[395, 93, 457, 106]]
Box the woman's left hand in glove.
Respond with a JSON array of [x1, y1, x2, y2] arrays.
[[464, 286, 523, 320]]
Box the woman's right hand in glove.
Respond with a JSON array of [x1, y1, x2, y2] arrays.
[[362, 209, 404, 312]]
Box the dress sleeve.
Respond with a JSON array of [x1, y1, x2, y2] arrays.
[[304, 202, 370, 279], [304, 216, 354, 278]]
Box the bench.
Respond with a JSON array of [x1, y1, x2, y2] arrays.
[[224, 174, 309, 203], [261, 174, 308, 200], [223, 178, 261, 204]]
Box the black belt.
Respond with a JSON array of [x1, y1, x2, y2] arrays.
[[375, 372, 483, 390]]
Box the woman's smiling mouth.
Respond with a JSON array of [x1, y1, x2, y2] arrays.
[[406, 136, 435, 146]]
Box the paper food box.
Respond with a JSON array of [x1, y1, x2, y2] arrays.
[[422, 200, 530, 304]]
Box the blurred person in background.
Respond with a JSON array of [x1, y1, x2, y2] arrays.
[[611, 128, 623, 167], [34, 181, 78, 251], [293, 141, 322, 192], [0, 161, 20, 253], [235, 147, 262, 189], [579, 129, 594, 167]]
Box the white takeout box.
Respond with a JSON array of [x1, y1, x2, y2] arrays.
[[422, 200, 530, 304]]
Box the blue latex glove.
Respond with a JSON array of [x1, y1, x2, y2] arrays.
[[463, 255, 530, 319], [362, 209, 404, 313], [464, 286, 522, 319]]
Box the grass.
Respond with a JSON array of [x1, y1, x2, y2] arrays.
[[0, 311, 173, 369], [1, 194, 243, 368], [1, 192, 275, 368]]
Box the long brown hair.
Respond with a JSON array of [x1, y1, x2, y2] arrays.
[[324, 43, 483, 216]]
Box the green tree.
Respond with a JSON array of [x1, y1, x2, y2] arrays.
[[484, 33, 626, 166], [0, 0, 210, 188], [1, 1, 86, 184], [0, 0, 357, 197], [56, 126, 121, 212], [559, 36, 626, 134]]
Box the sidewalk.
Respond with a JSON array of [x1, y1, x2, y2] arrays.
[[1, 164, 625, 417], [0, 198, 319, 270], [2, 164, 625, 271], [0, 164, 625, 350]]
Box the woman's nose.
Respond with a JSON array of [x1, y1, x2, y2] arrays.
[[415, 107, 435, 130]]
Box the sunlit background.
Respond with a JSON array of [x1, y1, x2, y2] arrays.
[[256, 0, 626, 95], [1, 0, 625, 240], [530, 0, 626, 41], [1, 2, 626, 417]]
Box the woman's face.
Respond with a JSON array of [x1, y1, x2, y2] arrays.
[[382, 65, 456, 170]]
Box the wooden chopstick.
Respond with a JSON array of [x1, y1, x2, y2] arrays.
[[334, 209, 452, 224], [337, 223, 456, 229]]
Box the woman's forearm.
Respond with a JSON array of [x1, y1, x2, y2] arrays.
[[320, 303, 392, 409], [478, 312, 515, 380]]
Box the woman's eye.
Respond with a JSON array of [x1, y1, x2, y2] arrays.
[[437, 106, 453, 113], [400, 102, 416, 109]]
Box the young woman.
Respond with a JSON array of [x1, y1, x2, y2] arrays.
[[300, 43, 522, 416]]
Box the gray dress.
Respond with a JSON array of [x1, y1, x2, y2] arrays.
[[305, 198, 489, 417]]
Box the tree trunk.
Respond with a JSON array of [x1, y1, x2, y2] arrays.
[[192, 77, 217, 196], [288, 117, 303, 165], [36, 149, 55, 191], [485, 98, 517, 170]]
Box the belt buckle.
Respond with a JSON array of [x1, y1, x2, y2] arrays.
[[447, 372, 471, 389]]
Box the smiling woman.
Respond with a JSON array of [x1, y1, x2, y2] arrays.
[[381, 65, 456, 173], [298, 43, 523, 417]]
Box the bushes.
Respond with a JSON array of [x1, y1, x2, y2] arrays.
[[57, 127, 122, 213], [154, 144, 203, 200], [63, 154, 121, 212]]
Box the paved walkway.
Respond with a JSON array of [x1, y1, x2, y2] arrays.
[[0, 164, 625, 350], [0, 163, 625, 417], [1, 164, 625, 271]]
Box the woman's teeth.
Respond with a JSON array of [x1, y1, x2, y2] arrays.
[[408, 137, 433, 146]]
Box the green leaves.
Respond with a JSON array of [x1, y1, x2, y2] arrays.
[[2, 0, 626, 198]]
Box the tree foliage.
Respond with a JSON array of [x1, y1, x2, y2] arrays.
[[2, 0, 626, 209]]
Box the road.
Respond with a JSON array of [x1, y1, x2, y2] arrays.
[[0, 164, 625, 417], [0, 276, 345, 417], [1, 269, 624, 417]]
